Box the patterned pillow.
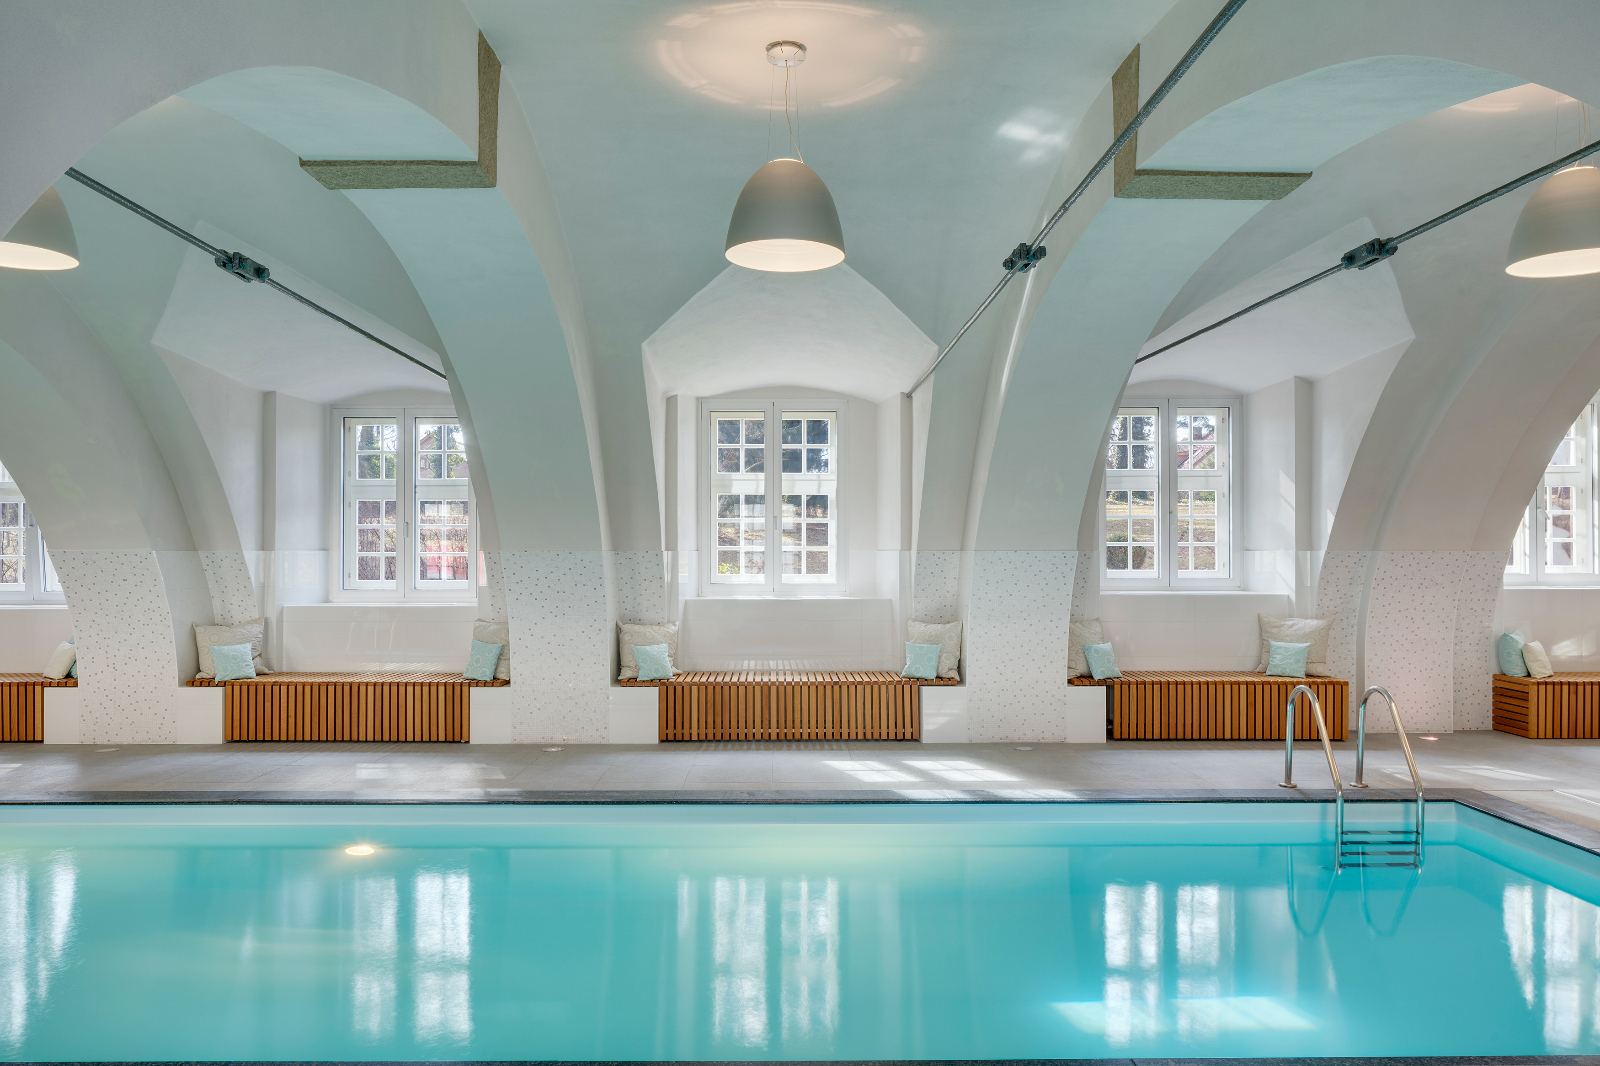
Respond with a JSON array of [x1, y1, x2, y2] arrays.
[[901, 642, 941, 680], [210, 643, 256, 682], [473, 619, 511, 680], [634, 643, 675, 682], [464, 639, 503, 682], [1084, 642, 1121, 680], [619, 623, 679, 680], [1266, 640, 1310, 678], [906, 620, 962, 679]]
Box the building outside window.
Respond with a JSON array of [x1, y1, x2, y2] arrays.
[[1507, 399, 1598, 584], [337, 409, 473, 599], [704, 400, 840, 592], [1103, 399, 1234, 587], [0, 462, 63, 602]]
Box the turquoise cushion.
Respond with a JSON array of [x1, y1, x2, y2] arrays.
[[902, 642, 941, 680], [1084, 642, 1121, 680], [1266, 640, 1311, 678], [1497, 631, 1530, 677], [464, 639, 503, 682], [210, 642, 256, 682], [634, 643, 674, 681]]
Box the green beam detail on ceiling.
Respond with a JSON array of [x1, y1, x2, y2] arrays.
[[1116, 169, 1313, 200], [299, 32, 501, 191], [1109, 43, 1309, 202]]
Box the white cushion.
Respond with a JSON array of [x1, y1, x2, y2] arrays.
[[1257, 615, 1335, 678], [194, 619, 268, 679], [42, 641, 75, 680], [907, 620, 962, 679], [1068, 618, 1105, 679], [1522, 639, 1555, 678], [619, 622, 679, 679], [473, 619, 511, 680]]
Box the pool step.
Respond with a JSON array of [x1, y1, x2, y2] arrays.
[[1339, 828, 1421, 869]]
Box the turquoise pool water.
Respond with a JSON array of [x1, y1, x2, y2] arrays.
[[0, 801, 1596, 1061]]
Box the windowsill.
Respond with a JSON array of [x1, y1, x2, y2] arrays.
[[1101, 587, 1252, 594], [1502, 583, 1600, 590], [0, 602, 69, 609]]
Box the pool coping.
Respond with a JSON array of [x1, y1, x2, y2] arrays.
[[6, 1056, 1600, 1065], [0, 786, 1597, 859]]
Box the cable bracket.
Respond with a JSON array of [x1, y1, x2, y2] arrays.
[[215, 251, 271, 283], [1003, 242, 1047, 273], [1340, 239, 1398, 271]]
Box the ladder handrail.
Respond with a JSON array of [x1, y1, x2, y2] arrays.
[[1278, 684, 1345, 869], [1354, 685, 1426, 844]]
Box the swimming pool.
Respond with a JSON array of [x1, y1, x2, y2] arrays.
[[0, 800, 1595, 1061]]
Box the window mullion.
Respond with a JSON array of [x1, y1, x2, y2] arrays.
[[767, 400, 779, 594]]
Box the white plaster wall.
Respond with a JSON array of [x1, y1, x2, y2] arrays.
[[1099, 591, 1292, 672], [0, 607, 73, 673], [279, 603, 477, 673], [676, 598, 896, 672], [1494, 587, 1600, 670]]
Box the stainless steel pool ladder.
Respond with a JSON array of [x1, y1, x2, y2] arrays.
[[1278, 684, 1424, 870], [1347, 685, 1426, 869], [1278, 685, 1348, 870]]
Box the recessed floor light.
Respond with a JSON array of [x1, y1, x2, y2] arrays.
[[1420, 736, 1438, 741], [344, 845, 376, 856], [1014, 746, 1034, 751], [95, 748, 118, 753], [543, 746, 564, 752]]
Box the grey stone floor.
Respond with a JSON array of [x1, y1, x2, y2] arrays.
[[1, 729, 1598, 828]]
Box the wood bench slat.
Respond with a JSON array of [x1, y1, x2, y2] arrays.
[[184, 672, 497, 742], [0, 676, 73, 742], [1069, 671, 1347, 741], [1492, 673, 1600, 738], [643, 671, 926, 741]]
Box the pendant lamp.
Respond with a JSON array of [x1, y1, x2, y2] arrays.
[[724, 41, 845, 273], [1506, 165, 1600, 278], [0, 187, 79, 270]]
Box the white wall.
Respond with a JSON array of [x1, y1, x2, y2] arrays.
[[676, 598, 897, 672], [0, 606, 72, 673], [1101, 591, 1290, 672], [1494, 587, 1600, 671], [279, 604, 476, 673]]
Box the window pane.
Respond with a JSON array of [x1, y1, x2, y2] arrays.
[[717, 419, 741, 445], [710, 411, 768, 584], [782, 449, 801, 472], [1109, 416, 1127, 442], [345, 418, 398, 589], [783, 550, 802, 574], [806, 419, 830, 444], [417, 499, 469, 584], [1131, 444, 1153, 469], [1106, 545, 1128, 570], [782, 495, 802, 518], [1107, 444, 1127, 470], [717, 494, 740, 519], [743, 448, 764, 473], [782, 419, 802, 444], [782, 412, 837, 583], [806, 495, 828, 518], [1131, 416, 1155, 441], [1131, 545, 1155, 570], [805, 550, 829, 574], [717, 448, 740, 472], [743, 419, 765, 444], [806, 448, 829, 473], [718, 522, 739, 546], [1106, 519, 1129, 543], [782, 522, 801, 546], [0, 502, 20, 588]]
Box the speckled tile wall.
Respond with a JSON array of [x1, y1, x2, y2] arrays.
[[964, 550, 1082, 741], [497, 550, 611, 743]]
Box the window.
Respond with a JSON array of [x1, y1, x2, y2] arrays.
[[1508, 401, 1597, 584], [1103, 400, 1234, 585], [704, 401, 840, 592], [338, 410, 472, 598], [0, 462, 63, 602]]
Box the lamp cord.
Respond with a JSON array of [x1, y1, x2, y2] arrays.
[[785, 61, 802, 162], [1133, 135, 1600, 366], [62, 167, 447, 381]]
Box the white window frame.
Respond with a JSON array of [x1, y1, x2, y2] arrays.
[[698, 398, 846, 596], [1507, 400, 1600, 586], [329, 406, 476, 603], [1102, 396, 1240, 590], [0, 464, 64, 604]]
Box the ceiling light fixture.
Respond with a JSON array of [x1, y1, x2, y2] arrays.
[[1506, 164, 1600, 277], [0, 187, 80, 270], [724, 41, 845, 273]]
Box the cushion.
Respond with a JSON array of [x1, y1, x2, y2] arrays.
[[464, 639, 503, 682], [194, 620, 269, 680], [1522, 639, 1555, 679], [67, 635, 76, 678], [42, 641, 75, 680], [1258, 616, 1334, 677], [1265, 640, 1311, 678], [1067, 618, 1105, 679], [902, 642, 941, 680], [634, 643, 675, 682], [1497, 631, 1530, 677], [618, 622, 679, 680], [473, 619, 511, 680], [906, 620, 962, 679], [1084, 642, 1121, 680], [210, 643, 256, 682]]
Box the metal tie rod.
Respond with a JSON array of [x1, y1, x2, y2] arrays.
[[1134, 136, 1600, 366], [905, 0, 1251, 396], [61, 167, 447, 381]]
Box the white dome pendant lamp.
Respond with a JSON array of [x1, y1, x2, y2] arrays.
[[0, 187, 80, 270], [725, 41, 845, 273], [1506, 164, 1600, 278]]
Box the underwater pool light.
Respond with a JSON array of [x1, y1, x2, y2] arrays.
[[344, 845, 376, 856]]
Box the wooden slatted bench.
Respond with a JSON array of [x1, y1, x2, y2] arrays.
[[1069, 671, 1348, 741], [0, 674, 76, 742], [1493, 673, 1600, 738], [622, 670, 958, 742], [185, 672, 508, 742]]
